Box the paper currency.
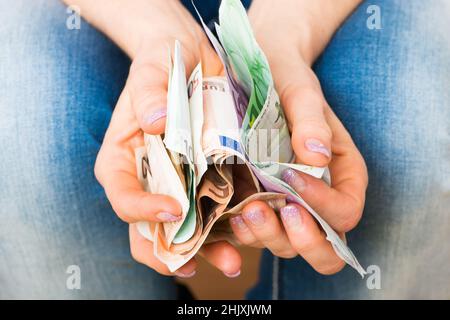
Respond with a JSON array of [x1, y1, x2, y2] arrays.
[[133, 0, 366, 276], [188, 63, 208, 184]]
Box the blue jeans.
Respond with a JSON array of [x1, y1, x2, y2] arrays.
[[0, 0, 448, 299], [249, 0, 450, 299]]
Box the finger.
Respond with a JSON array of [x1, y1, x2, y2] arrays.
[[200, 241, 242, 278], [273, 59, 332, 167], [281, 108, 367, 232], [101, 169, 182, 223], [281, 168, 364, 232], [127, 40, 217, 136], [280, 204, 345, 275], [324, 104, 369, 199], [229, 215, 264, 248], [127, 42, 194, 135], [241, 201, 297, 258], [128, 60, 168, 135], [129, 224, 197, 277], [93, 86, 183, 224]]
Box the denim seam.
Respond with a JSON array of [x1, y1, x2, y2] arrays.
[[271, 255, 279, 300]]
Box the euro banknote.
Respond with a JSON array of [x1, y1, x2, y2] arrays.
[[133, 0, 366, 276]]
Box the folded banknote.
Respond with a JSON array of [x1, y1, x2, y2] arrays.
[[133, 0, 366, 276]]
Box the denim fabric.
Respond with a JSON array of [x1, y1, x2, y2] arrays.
[[0, 0, 176, 299], [0, 0, 448, 300], [248, 0, 450, 299], [181, 0, 252, 26]]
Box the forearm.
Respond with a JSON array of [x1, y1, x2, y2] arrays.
[[61, 0, 191, 58], [302, 0, 362, 62], [249, 0, 362, 65]]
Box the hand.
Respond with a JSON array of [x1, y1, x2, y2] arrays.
[[95, 81, 241, 278], [92, 0, 241, 277], [229, 0, 367, 275]]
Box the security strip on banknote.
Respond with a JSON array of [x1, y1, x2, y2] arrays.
[[134, 0, 366, 276]]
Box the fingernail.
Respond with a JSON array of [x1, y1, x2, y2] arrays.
[[156, 212, 181, 222], [175, 270, 196, 278], [305, 138, 331, 158], [224, 270, 241, 278], [280, 205, 302, 227], [230, 215, 248, 230], [146, 107, 166, 125], [243, 209, 265, 226], [281, 169, 306, 193]]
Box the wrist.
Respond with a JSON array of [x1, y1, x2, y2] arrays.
[[249, 0, 362, 66], [63, 0, 184, 59], [298, 0, 363, 65], [100, 0, 182, 59]]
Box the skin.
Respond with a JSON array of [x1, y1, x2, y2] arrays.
[[232, 0, 368, 275], [66, 0, 367, 277]]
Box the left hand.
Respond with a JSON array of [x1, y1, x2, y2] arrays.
[[229, 0, 368, 275], [92, 0, 242, 278]]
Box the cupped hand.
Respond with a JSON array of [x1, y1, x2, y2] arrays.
[[229, 0, 368, 275], [95, 1, 241, 278]]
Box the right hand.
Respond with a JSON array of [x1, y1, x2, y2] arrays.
[[229, 0, 367, 275], [94, 0, 241, 278]]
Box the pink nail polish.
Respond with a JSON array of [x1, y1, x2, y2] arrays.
[[224, 270, 241, 278], [156, 212, 181, 222], [174, 270, 196, 278], [280, 205, 302, 227], [230, 215, 248, 230], [146, 108, 166, 125], [305, 138, 331, 158], [281, 169, 307, 193], [243, 209, 265, 226]]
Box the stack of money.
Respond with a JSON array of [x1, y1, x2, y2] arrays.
[[134, 0, 366, 276]]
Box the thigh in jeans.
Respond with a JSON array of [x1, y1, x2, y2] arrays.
[[249, 0, 450, 299], [0, 1, 176, 299]]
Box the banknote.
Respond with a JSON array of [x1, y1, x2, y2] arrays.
[[163, 41, 198, 245], [203, 0, 365, 276], [192, 3, 249, 126], [131, 0, 366, 276]]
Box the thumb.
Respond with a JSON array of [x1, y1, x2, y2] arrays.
[[274, 60, 333, 167], [127, 61, 168, 135]]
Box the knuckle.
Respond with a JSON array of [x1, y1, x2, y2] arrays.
[[337, 199, 364, 232], [130, 60, 166, 81], [314, 260, 346, 275], [160, 270, 173, 276], [281, 83, 322, 109], [258, 228, 286, 245], [154, 266, 172, 276], [106, 190, 131, 223], [354, 155, 369, 189], [250, 241, 265, 249], [93, 150, 106, 184], [282, 85, 332, 146], [258, 233, 279, 244], [129, 243, 142, 264], [360, 159, 369, 186], [235, 234, 254, 246], [113, 209, 128, 223], [292, 234, 323, 255], [120, 191, 149, 220], [129, 64, 167, 99], [296, 117, 332, 138], [93, 159, 102, 183], [276, 249, 297, 259], [336, 214, 361, 233]]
